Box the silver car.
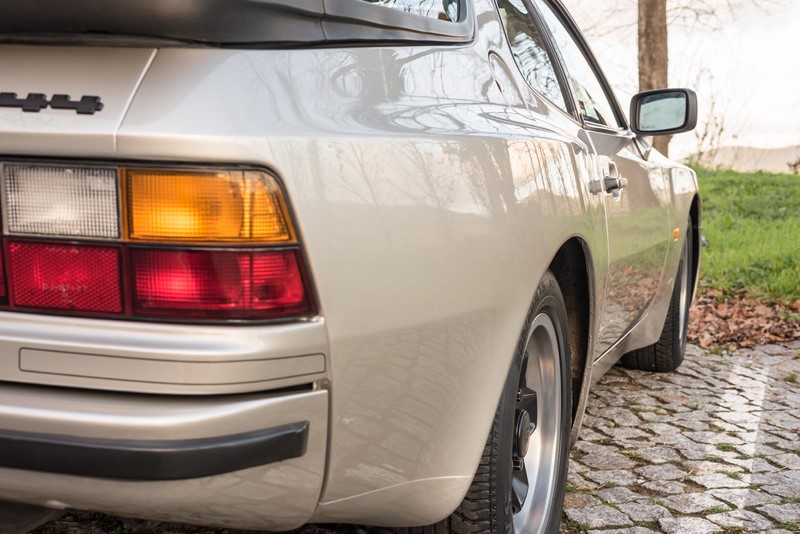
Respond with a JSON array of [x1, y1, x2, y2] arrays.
[[0, 0, 699, 532]]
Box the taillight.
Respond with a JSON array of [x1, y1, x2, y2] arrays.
[[125, 169, 294, 243], [7, 241, 122, 314], [0, 246, 7, 304], [0, 162, 315, 323], [130, 248, 311, 320]]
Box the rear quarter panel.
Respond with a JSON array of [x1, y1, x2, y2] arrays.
[[113, 0, 607, 523]]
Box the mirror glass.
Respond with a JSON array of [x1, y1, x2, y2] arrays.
[[637, 92, 687, 132]]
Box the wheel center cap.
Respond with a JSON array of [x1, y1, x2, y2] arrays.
[[515, 409, 533, 458]]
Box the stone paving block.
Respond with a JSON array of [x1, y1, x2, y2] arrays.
[[564, 505, 633, 529], [683, 460, 745, 475], [583, 469, 641, 487], [672, 420, 712, 431], [600, 427, 650, 440], [760, 344, 792, 355], [760, 483, 800, 499], [640, 423, 683, 436], [688, 473, 750, 489], [603, 408, 646, 427], [568, 459, 587, 474], [706, 509, 774, 530], [577, 427, 606, 442], [715, 410, 762, 425], [582, 414, 611, 428], [683, 431, 744, 445], [573, 442, 618, 456], [632, 446, 682, 464], [662, 492, 731, 514], [749, 457, 779, 472], [677, 447, 714, 461], [771, 452, 800, 470], [581, 452, 638, 471], [586, 528, 659, 534], [763, 413, 800, 431], [641, 480, 687, 495], [708, 488, 782, 508], [566, 471, 598, 491], [594, 486, 647, 504], [650, 434, 701, 449], [616, 502, 672, 523], [709, 455, 775, 472], [635, 464, 688, 481], [734, 441, 782, 457], [563, 492, 601, 509], [658, 517, 723, 534], [757, 503, 800, 523], [761, 434, 800, 452], [705, 420, 744, 432], [752, 470, 800, 486]]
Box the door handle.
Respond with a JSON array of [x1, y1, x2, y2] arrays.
[[604, 176, 628, 192], [590, 176, 628, 195]]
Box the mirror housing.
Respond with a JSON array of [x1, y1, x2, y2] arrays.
[[630, 88, 698, 136]]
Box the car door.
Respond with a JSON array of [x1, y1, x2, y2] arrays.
[[531, 0, 673, 358]]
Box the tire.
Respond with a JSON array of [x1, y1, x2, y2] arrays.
[[389, 271, 572, 534], [622, 219, 693, 372]]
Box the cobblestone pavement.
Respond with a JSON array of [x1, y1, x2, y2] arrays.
[[34, 343, 800, 534], [561, 342, 800, 534]]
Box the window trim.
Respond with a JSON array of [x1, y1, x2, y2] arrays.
[[530, 0, 631, 134], [325, 0, 475, 43], [0, 0, 475, 48], [492, 0, 578, 118]]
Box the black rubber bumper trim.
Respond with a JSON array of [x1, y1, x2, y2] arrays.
[[0, 421, 309, 481]]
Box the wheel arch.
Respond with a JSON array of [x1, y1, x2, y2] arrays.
[[547, 236, 595, 445]]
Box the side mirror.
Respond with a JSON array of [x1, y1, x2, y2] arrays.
[[630, 88, 698, 136]]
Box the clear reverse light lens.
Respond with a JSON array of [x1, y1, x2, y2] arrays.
[[3, 164, 119, 239]]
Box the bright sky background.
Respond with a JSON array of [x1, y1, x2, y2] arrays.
[[565, 0, 800, 159]]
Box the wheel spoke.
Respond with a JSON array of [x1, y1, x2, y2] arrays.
[[511, 459, 529, 514]]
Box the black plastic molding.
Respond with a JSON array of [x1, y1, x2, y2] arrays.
[[0, 421, 309, 480]]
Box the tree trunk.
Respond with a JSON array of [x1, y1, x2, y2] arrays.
[[638, 0, 670, 156]]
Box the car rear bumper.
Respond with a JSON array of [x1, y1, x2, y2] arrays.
[[0, 382, 328, 530], [0, 311, 327, 395]]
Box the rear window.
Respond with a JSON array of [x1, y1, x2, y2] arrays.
[[362, 0, 460, 21]]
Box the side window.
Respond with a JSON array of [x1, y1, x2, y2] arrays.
[[533, 0, 622, 128], [361, 0, 460, 21], [496, 0, 568, 112]]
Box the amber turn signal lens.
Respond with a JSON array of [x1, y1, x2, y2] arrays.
[[125, 169, 294, 243]]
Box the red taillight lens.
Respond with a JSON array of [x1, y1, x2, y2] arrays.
[[7, 241, 122, 314], [0, 245, 6, 303], [131, 248, 312, 320]]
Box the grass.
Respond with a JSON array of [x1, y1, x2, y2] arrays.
[[696, 168, 800, 302]]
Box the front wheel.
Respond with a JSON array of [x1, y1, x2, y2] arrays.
[[398, 271, 572, 534], [622, 219, 693, 372]]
